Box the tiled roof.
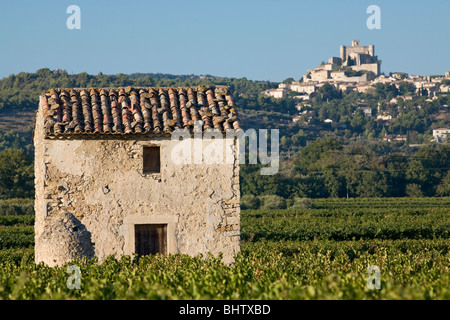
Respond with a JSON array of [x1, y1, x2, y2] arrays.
[[39, 85, 240, 136]]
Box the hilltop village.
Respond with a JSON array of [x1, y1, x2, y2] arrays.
[[264, 40, 450, 100], [262, 40, 450, 143]]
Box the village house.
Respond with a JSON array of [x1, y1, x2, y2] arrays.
[[34, 85, 242, 266], [432, 128, 450, 142], [357, 106, 372, 117], [383, 134, 407, 142], [262, 87, 288, 99], [355, 83, 374, 93], [376, 113, 393, 121]]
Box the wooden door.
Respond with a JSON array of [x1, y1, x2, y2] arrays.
[[134, 224, 167, 256]]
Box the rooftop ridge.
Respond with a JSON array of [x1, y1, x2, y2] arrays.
[[39, 85, 240, 137]]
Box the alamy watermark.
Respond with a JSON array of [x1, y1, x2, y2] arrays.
[[366, 5, 381, 30], [366, 265, 381, 290], [66, 5, 81, 30], [66, 265, 81, 289], [170, 121, 279, 175]]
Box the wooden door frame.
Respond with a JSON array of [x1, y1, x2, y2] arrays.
[[123, 215, 178, 256]]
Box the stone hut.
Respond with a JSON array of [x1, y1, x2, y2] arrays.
[[34, 86, 241, 266]]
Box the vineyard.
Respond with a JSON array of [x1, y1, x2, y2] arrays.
[[0, 197, 449, 300]]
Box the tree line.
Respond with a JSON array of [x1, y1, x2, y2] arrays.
[[0, 69, 448, 200], [240, 137, 450, 202]]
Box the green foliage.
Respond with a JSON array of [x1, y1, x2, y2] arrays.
[[390, 110, 429, 134], [371, 83, 400, 100], [316, 83, 343, 102], [0, 248, 34, 265], [398, 82, 416, 95], [0, 70, 448, 200], [0, 239, 448, 300], [436, 171, 450, 196], [0, 69, 278, 113], [0, 197, 449, 299], [0, 199, 34, 215], [240, 195, 260, 210], [0, 226, 34, 249], [0, 214, 34, 226], [289, 197, 314, 210], [259, 195, 287, 210], [242, 139, 449, 199], [0, 149, 34, 199], [241, 206, 449, 242], [282, 78, 295, 84], [0, 129, 33, 155], [406, 184, 424, 197]]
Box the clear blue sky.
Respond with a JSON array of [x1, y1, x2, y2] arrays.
[[0, 0, 449, 82]]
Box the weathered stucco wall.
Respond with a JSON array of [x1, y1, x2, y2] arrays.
[[34, 107, 240, 266]]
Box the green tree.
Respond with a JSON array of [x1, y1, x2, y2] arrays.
[[0, 148, 34, 199], [295, 137, 343, 173], [350, 109, 367, 134], [398, 82, 416, 95], [357, 171, 388, 197], [291, 129, 307, 147], [384, 154, 408, 197], [317, 83, 342, 102], [436, 171, 450, 196]]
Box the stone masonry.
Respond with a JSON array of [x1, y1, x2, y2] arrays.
[[34, 86, 241, 266]]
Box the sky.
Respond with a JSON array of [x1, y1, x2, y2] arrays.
[[0, 0, 449, 82]]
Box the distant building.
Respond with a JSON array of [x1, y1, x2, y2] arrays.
[[262, 87, 288, 99], [339, 40, 381, 75], [302, 40, 381, 83], [391, 72, 408, 79], [383, 134, 407, 142], [292, 115, 302, 122], [433, 128, 450, 142], [262, 42, 450, 101], [440, 85, 450, 93], [358, 106, 372, 116], [377, 114, 393, 121], [290, 82, 316, 94], [355, 83, 374, 93]]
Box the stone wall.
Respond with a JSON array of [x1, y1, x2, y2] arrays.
[[34, 107, 241, 266], [350, 63, 380, 76], [309, 69, 330, 82]]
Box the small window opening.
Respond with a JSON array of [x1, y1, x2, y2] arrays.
[[134, 224, 167, 256], [143, 146, 160, 174]]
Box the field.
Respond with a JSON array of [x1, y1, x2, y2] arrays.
[[0, 197, 449, 300]]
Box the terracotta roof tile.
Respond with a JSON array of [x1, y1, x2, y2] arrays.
[[40, 86, 240, 137]]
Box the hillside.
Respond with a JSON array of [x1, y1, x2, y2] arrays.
[[0, 69, 449, 200]]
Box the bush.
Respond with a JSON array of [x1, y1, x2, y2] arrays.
[[0, 214, 34, 226], [406, 184, 424, 197], [0, 199, 34, 215], [240, 195, 260, 210], [290, 197, 315, 210], [0, 226, 34, 249], [0, 248, 34, 264], [259, 195, 286, 210]]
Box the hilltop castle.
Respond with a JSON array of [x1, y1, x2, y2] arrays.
[[263, 40, 449, 100], [302, 40, 382, 83]]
